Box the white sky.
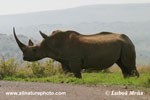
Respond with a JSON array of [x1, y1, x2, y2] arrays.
[[0, 0, 150, 15]]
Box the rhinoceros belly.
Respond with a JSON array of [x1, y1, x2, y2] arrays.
[[82, 46, 121, 69]]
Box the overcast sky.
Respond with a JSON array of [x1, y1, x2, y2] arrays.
[[0, 0, 150, 15]]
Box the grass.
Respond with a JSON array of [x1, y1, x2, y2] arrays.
[[3, 72, 150, 87], [0, 58, 150, 91]]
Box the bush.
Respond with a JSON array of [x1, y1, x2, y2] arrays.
[[26, 61, 45, 78], [15, 66, 34, 78], [0, 58, 18, 79], [0, 58, 64, 79], [22, 59, 64, 78], [44, 59, 64, 76]]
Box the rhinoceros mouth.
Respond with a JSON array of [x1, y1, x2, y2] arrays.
[[23, 56, 32, 61], [23, 56, 41, 62], [23, 56, 28, 61]]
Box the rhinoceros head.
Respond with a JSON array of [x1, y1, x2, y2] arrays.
[[13, 28, 50, 61]]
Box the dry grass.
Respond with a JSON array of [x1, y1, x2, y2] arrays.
[[107, 65, 150, 74], [136, 65, 150, 73]]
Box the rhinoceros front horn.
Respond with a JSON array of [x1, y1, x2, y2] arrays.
[[13, 27, 27, 51]]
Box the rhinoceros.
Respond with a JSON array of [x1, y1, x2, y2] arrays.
[[13, 28, 139, 78]]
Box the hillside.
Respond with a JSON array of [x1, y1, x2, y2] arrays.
[[0, 33, 38, 62], [0, 3, 150, 28]]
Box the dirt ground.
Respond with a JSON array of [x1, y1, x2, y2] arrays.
[[0, 81, 149, 100]]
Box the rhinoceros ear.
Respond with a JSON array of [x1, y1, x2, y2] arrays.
[[39, 31, 48, 39], [28, 39, 34, 46]]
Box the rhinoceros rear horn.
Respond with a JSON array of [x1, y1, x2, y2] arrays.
[[28, 39, 34, 46], [39, 31, 48, 39], [13, 27, 27, 51]]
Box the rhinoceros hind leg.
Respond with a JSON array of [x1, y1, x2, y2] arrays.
[[116, 60, 130, 78], [116, 59, 139, 78], [118, 43, 139, 78]]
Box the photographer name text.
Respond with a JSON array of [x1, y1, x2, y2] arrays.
[[106, 90, 144, 96]]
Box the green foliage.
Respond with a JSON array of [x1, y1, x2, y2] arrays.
[[0, 58, 64, 79], [26, 62, 45, 78], [16, 59, 64, 78], [0, 57, 18, 79], [15, 66, 34, 78], [43, 59, 64, 76]]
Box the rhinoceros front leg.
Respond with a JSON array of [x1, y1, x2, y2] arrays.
[[61, 63, 71, 73], [69, 61, 82, 78]]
